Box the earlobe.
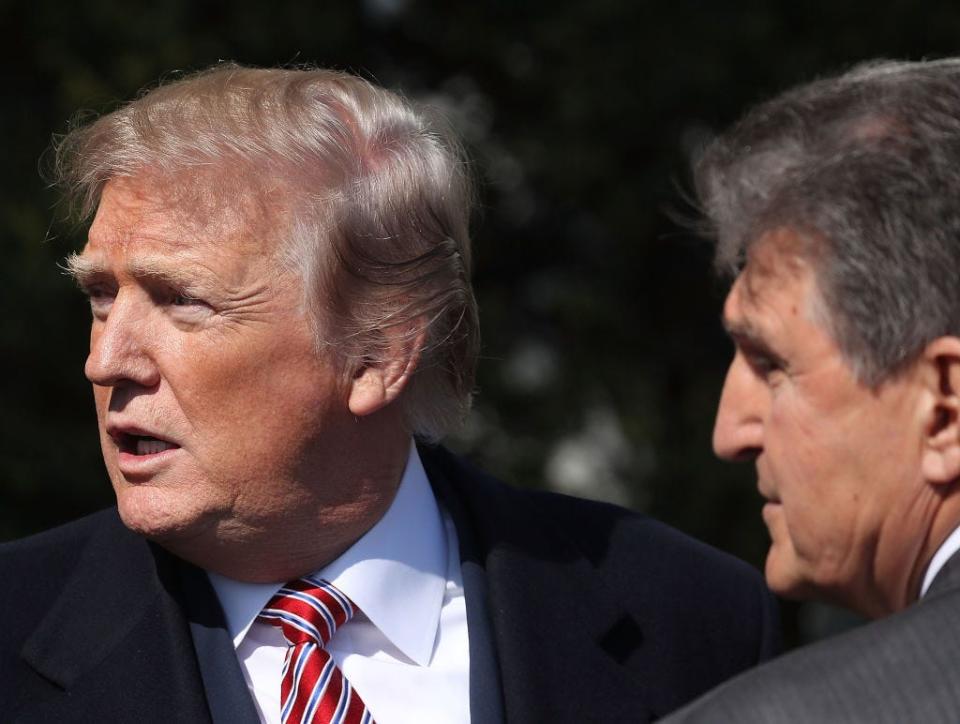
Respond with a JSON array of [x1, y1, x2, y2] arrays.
[[922, 444, 960, 485], [347, 328, 425, 418], [921, 337, 960, 485], [348, 365, 389, 418]]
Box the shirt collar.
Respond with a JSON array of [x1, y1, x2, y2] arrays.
[[207, 442, 447, 666], [921, 523, 960, 597]]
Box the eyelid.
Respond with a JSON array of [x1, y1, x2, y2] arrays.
[[78, 279, 117, 297], [164, 287, 215, 316], [140, 276, 207, 303], [748, 353, 779, 373], [731, 331, 784, 368], [171, 293, 209, 307], [742, 346, 786, 376]]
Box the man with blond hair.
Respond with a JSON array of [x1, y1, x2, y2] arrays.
[[0, 64, 776, 723], [666, 58, 960, 722]]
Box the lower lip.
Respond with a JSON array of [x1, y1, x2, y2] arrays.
[[761, 501, 782, 521], [117, 447, 181, 477]]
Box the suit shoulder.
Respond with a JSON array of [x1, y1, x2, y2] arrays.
[[422, 443, 774, 631], [667, 594, 960, 723], [0, 508, 121, 576], [423, 443, 765, 587], [0, 509, 126, 663], [517, 477, 767, 594]]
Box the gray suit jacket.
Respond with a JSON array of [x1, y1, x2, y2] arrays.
[[662, 551, 960, 723]]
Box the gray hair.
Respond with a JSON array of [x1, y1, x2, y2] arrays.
[[53, 63, 480, 441], [695, 58, 960, 384]]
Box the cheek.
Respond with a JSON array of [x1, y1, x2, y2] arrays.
[[764, 402, 842, 549], [172, 339, 345, 468], [92, 384, 110, 417], [766, 403, 825, 493], [92, 387, 114, 458]]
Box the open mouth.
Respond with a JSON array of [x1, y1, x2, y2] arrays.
[[115, 432, 180, 456]]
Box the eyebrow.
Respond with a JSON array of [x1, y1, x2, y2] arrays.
[[722, 315, 788, 365], [63, 252, 214, 292]]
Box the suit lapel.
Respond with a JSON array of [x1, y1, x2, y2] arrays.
[[179, 564, 262, 724], [432, 453, 507, 724], [422, 445, 652, 723], [18, 512, 212, 721]]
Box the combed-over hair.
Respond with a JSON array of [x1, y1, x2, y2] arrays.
[[54, 63, 479, 441], [695, 58, 960, 384]]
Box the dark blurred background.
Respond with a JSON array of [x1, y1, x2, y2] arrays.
[[4, 0, 953, 645]]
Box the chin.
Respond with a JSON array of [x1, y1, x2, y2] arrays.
[[115, 485, 215, 544], [763, 548, 811, 600], [765, 554, 854, 613]]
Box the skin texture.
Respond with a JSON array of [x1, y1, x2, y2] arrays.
[[713, 232, 960, 618], [72, 174, 413, 582]]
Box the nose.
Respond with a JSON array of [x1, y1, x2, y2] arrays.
[[84, 293, 161, 389], [713, 351, 765, 462]]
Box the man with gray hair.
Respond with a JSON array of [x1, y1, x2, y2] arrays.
[[665, 58, 960, 723], [0, 65, 776, 723]]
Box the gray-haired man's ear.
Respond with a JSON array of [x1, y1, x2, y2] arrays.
[[347, 326, 426, 418], [921, 337, 960, 485]]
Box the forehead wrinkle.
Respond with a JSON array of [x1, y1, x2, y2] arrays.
[[90, 221, 195, 252]]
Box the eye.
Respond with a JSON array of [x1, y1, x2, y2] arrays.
[[156, 283, 208, 309], [171, 293, 204, 307], [82, 285, 116, 319], [164, 289, 214, 322], [744, 349, 785, 379]]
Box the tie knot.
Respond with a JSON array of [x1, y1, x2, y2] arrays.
[[257, 577, 356, 647]]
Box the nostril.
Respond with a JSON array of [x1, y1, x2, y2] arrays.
[[713, 408, 764, 462], [713, 426, 761, 462], [731, 446, 762, 463]]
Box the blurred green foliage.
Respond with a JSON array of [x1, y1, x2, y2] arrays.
[[2, 0, 955, 643]]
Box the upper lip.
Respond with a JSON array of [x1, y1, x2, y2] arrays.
[[756, 480, 780, 503]]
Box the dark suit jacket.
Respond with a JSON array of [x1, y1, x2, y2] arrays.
[[0, 445, 779, 723], [662, 549, 960, 723]]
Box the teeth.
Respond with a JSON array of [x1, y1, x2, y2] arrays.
[[136, 438, 175, 455]]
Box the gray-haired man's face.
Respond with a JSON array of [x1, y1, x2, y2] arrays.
[[713, 232, 933, 617]]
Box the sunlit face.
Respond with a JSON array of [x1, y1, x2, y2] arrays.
[[75, 175, 367, 567], [713, 235, 934, 616]]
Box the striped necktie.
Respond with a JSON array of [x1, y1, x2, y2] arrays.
[[257, 577, 375, 724]]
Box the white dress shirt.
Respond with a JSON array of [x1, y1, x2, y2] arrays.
[[920, 523, 960, 597], [207, 443, 471, 724]]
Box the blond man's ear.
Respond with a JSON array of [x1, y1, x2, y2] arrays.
[[348, 325, 426, 418]]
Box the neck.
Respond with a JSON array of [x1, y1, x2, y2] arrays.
[[883, 482, 960, 615]]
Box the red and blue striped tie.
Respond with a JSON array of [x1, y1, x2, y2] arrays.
[[258, 577, 375, 724]]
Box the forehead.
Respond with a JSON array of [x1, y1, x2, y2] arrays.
[[721, 233, 838, 356], [85, 174, 280, 259]]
